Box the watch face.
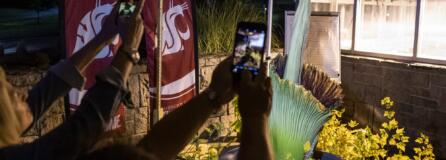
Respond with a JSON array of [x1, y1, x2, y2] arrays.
[[131, 52, 140, 59], [131, 52, 141, 63]]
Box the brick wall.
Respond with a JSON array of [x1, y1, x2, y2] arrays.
[[5, 55, 236, 148], [5, 65, 152, 146], [341, 54, 446, 158]]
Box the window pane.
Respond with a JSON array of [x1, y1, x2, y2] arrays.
[[418, 0, 446, 60], [355, 0, 416, 56], [311, 0, 354, 50]]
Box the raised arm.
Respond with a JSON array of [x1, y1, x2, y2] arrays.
[[26, 6, 121, 124], [237, 65, 274, 160], [137, 57, 236, 160], [70, 6, 121, 73]]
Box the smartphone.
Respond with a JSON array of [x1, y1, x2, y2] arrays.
[[232, 22, 267, 76], [119, 1, 136, 16]]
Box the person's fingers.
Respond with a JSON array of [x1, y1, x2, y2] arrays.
[[109, 4, 119, 18], [220, 56, 233, 66], [222, 56, 234, 69], [256, 62, 268, 83], [105, 4, 119, 26], [214, 56, 233, 74], [265, 77, 272, 94], [240, 70, 252, 87], [105, 6, 118, 23], [133, 0, 146, 17], [117, 14, 130, 29], [261, 62, 268, 76]]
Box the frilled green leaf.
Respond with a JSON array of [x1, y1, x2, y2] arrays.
[[268, 0, 333, 159], [269, 72, 331, 160]]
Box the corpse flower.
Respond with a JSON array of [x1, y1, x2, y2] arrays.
[[268, 0, 343, 159]]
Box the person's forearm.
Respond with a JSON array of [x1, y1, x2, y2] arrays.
[[238, 115, 274, 160], [25, 60, 85, 130], [110, 49, 134, 83], [138, 90, 219, 160], [70, 36, 111, 73]]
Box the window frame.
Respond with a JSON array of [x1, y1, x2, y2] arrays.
[[341, 0, 446, 65]]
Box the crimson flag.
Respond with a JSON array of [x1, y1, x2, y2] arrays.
[[143, 0, 198, 112], [64, 0, 125, 132]]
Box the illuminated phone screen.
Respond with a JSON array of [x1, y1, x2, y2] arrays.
[[119, 2, 136, 16], [232, 24, 266, 76]]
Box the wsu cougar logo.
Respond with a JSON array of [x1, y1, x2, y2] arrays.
[[162, 1, 191, 55], [73, 1, 119, 58]]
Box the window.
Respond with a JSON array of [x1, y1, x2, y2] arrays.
[[355, 0, 416, 56], [311, 0, 355, 50], [418, 0, 446, 60], [310, 0, 446, 64]]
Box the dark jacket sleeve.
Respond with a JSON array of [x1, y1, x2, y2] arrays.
[[1, 67, 127, 160], [26, 60, 85, 125]]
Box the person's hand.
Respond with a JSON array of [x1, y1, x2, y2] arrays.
[[118, 0, 146, 53], [238, 63, 272, 119], [97, 5, 120, 44], [208, 57, 236, 106], [5, 82, 33, 132]]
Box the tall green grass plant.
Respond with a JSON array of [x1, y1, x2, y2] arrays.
[[196, 0, 281, 56]]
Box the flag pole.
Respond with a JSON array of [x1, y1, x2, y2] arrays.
[[192, 0, 200, 95], [154, 0, 164, 125], [266, 0, 274, 77]]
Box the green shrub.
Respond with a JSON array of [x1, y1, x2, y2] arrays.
[[317, 97, 435, 159]]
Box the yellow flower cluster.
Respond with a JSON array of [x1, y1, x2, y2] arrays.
[[317, 97, 435, 159], [414, 134, 435, 160], [381, 97, 394, 109]]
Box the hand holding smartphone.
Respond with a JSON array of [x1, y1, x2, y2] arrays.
[[233, 23, 273, 127], [232, 22, 267, 77]]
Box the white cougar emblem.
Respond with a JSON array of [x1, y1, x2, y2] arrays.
[[73, 1, 119, 59], [162, 1, 191, 55]]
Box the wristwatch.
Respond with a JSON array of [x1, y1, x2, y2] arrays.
[[119, 48, 140, 64]]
